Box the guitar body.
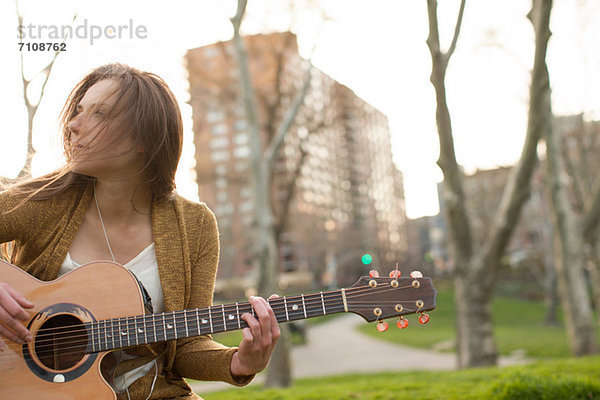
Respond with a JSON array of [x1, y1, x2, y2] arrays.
[[0, 260, 145, 399]]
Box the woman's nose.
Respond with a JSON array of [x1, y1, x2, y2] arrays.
[[68, 114, 82, 135]]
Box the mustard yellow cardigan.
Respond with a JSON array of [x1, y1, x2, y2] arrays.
[[0, 183, 252, 399]]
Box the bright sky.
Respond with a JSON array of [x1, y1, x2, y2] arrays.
[[0, 0, 598, 218]]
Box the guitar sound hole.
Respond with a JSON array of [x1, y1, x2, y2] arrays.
[[34, 314, 88, 371]]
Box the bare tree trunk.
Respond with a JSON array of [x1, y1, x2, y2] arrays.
[[230, 0, 314, 387], [546, 131, 598, 353], [230, 1, 286, 386], [427, 0, 549, 367], [541, 0, 598, 355]]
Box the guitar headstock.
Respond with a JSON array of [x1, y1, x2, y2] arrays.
[[344, 270, 437, 330]]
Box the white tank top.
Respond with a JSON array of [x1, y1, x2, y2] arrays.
[[59, 243, 164, 393]]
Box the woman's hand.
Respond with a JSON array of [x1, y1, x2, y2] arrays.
[[0, 282, 34, 350], [230, 295, 280, 377]]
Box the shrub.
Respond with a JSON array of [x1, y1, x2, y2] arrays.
[[490, 371, 600, 400]]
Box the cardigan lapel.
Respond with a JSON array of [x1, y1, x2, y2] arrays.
[[152, 198, 186, 313], [45, 184, 93, 281]]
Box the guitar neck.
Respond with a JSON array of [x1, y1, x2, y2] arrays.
[[86, 289, 347, 353]]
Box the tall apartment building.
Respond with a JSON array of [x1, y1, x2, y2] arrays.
[[186, 32, 407, 287]]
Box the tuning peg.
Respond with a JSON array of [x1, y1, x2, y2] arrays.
[[397, 317, 409, 329], [377, 320, 389, 332], [369, 270, 379, 278], [389, 270, 401, 279], [410, 270, 423, 278], [418, 313, 430, 324]]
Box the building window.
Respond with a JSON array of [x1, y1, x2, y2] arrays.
[[240, 200, 254, 213], [234, 119, 247, 131], [234, 145, 250, 158], [207, 110, 225, 123], [217, 191, 228, 203], [211, 124, 228, 135], [210, 137, 229, 149], [210, 150, 229, 162], [216, 177, 228, 188], [215, 164, 227, 176], [240, 186, 252, 198], [234, 132, 248, 145]]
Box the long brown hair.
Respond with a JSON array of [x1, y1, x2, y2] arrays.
[[6, 63, 183, 202]]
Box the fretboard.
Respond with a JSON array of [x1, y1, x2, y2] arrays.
[[85, 289, 347, 353]]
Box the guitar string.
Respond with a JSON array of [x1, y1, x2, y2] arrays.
[[30, 280, 426, 337], [4, 302, 424, 360], [26, 298, 425, 354], [21, 282, 430, 348], [25, 297, 427, 355], [27, 281, 418, 337], [17, 284, 430, 354], [28, 281, 425, 338], [1, 302, 420, 361]]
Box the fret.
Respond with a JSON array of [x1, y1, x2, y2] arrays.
[[195, 309, 202, 336], [184, 310, 189, 338], [222, 305, 227, 332], [124, 317, 133, 347], [236, 302, 241, 329], [321, 291, 327, 315], [223, 305, 236, 331], [110, 319, 117, 350], [199, 309, 210, 332], [149, 314, 158, 343], [285, 296, 305, 321], [101, 320, 108, 350], [91, 322, 97, 353], [161, 313, 167, 341], [301, 294, 307, 319], [124, 317, 131, 347], [283, 297, 290, 321], [165, 312, 175, 340], [87, 323, 95, 353], [115, 318, 121, 349], [93, 321, 98, 352], [139, 316, 147, 345], [304, 293, 323, 318], [208, 307, 213, 334], [126, 317, 139, 346], [172, 311, 178, 340]]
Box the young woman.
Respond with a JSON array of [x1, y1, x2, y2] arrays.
[[0, 63, 279, 399]]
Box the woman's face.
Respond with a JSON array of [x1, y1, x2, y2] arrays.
[[68, 79, 143, 179]]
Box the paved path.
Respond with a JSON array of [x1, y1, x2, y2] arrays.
[[190, 314, 528, 395], [190, 314, 458, 395]]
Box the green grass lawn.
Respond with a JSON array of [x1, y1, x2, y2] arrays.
[[202, 356, 600, 399], [357, 287, 597, 358]]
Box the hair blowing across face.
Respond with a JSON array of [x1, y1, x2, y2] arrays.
[[7, 63, 183, 203]]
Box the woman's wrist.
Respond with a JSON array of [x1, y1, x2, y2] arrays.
[[230, 351, 255, 384]]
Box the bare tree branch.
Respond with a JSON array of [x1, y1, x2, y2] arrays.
[[264, 63, 313, 167], [446, 0, 466, 63], [12, 0, 74, 180]]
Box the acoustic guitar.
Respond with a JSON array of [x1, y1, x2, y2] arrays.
[[0, 260, 436, 399]]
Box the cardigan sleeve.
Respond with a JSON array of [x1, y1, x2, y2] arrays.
[[0, 190, 34, 244], [172, 202, 254, 386]]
